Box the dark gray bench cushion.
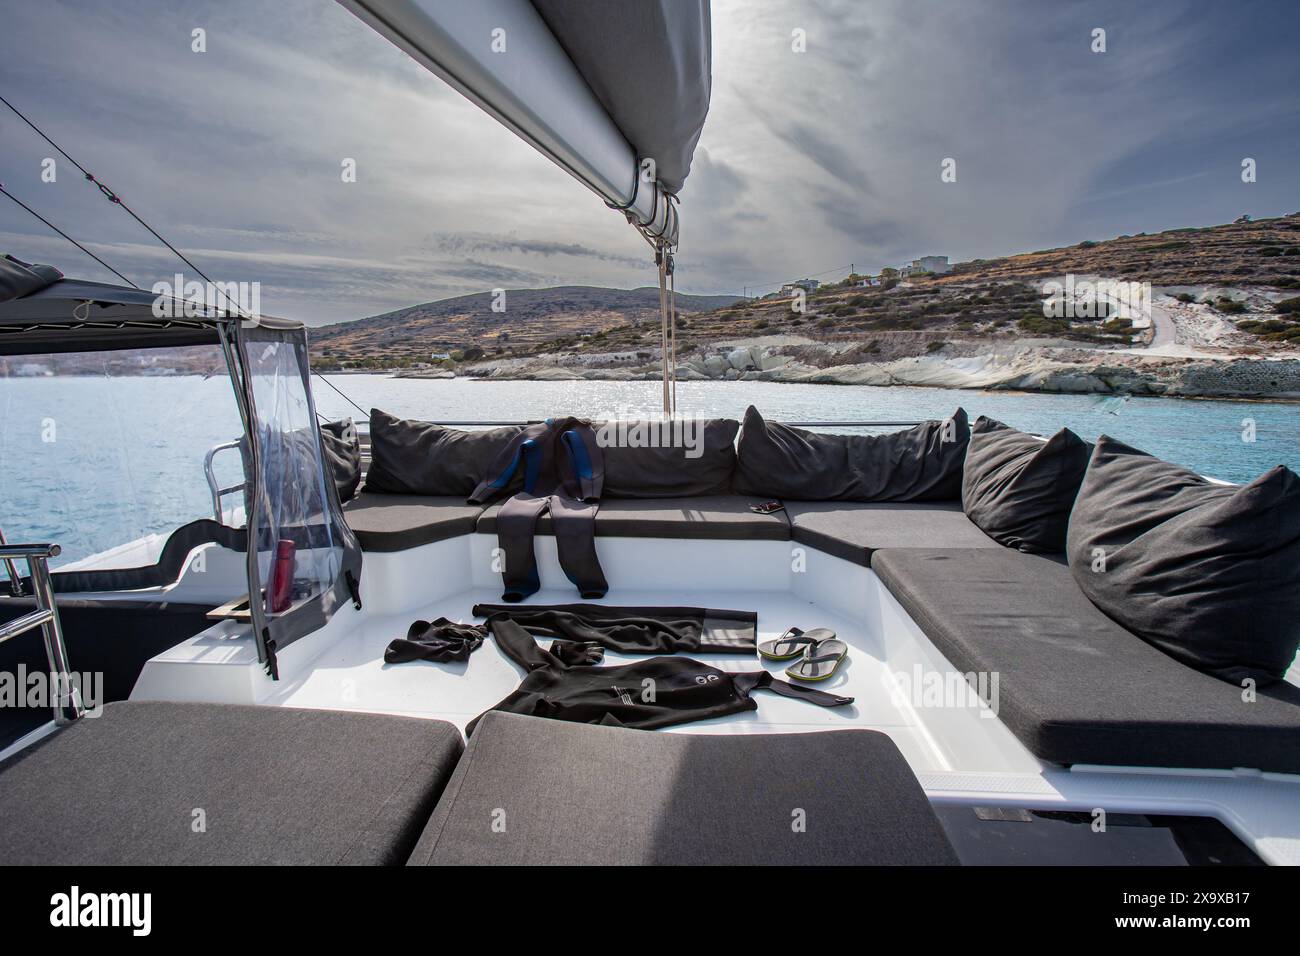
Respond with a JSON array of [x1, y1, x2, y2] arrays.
[[786, 501, 1000, 567], [409, 711, 958, 865], [872, 547, 1300, 773], [343, 492, 485, 551], [0, 701, 464, 865], [476, 495, 791, 540], [0, 599, 215, 750]]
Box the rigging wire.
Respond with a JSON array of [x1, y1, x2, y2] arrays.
[[3, 92, 376, 421], [0, 183, 140, 288], [668, 250, 678, 416], [0, 92, 244, 317], [654, 238, 679, 418], [313, 370, 368, 418]]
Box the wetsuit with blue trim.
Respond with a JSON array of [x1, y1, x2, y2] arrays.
[[469, 417, 608, 602]]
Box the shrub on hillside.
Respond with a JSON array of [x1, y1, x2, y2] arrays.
[[1239, 319, 1293, 334], [1017, 314, 1071, 335]]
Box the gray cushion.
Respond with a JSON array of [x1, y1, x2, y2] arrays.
[[734, 405, 970, 502], [596, 418, 739, 498], [409, 711, 958, 865], [343, 492, 485, 551], [0, 701, 464, 865], [1068, 436, 1300, 685], [321, 418, 362, 503], [477, 495, 791, 540], [873, 547, 1300, 773], [786, 501, 1000, 567], [364, 409, 522, 497], [961, 417, 1090, 554]]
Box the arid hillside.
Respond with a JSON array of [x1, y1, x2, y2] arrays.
[[662, 213, 1300, 354], [310, 285, 740, 369], [311, 213, 1300, 387]]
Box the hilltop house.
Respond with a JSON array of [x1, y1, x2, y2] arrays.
[[779, 278, 820, 297], [900, 255, 951, 277]]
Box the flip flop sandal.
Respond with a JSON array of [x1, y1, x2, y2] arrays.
[[758, 626, 835, 661], [785, 637, 849, 682]]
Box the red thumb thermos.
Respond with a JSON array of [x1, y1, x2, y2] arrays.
[[268, 538, 295, 613]]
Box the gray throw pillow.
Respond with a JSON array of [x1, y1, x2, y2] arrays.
[[734, 405, 969, 501], [320, 418, 362, 504], [594, 418, 739, 498], [962, 417, 1091, 553], [363, 409, 522, 497], [1067, 435, 1300, 685]]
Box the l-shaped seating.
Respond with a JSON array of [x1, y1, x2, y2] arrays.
[[874, 547, 1300, 773], [342, 493, 487, 552], [340, 486, 1300, 776], [0, 701, 957, 866], [343, 491, 791, 549], [477, 493, 792, 540]]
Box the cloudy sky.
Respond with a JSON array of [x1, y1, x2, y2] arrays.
[[2, 0, 1298, 324]]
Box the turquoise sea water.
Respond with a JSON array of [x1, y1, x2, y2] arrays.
[[1, 373, 1296, 567]]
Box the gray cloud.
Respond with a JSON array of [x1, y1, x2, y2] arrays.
[[427, 233, 645, 268], [1, 0, 1297, 323]]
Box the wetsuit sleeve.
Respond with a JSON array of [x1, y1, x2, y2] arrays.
[[486, 615, 563, 672]]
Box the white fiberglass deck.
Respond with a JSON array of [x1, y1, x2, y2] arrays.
[[265, 585, 993, 767], [130, 533, 1300, 865]]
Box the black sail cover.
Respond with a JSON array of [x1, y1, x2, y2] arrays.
[[338, 0, 711, 242], [530, 0, 711, 194]]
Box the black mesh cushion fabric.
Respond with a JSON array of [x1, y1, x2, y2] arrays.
[[320, 418, 363, 503], [595, 418, 739, 498], [873, 547, 1300, 773], [343, 492, 486, 551], [733, 405, 970, 502], [0, 701, 465, 865], [363, 408, 522, 497], [409, 711, 958, 865], [1067, 436, 1300, 685], [961, 417, 1091, 554], [476, 495, 791, 540], [785, 501, 1000, 567]]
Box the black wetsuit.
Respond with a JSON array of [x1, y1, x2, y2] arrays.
[[469, 418, 607, 601], [467, 612, 853, 734], [384, 604, 757, 664], [471, 603, 758, 654]]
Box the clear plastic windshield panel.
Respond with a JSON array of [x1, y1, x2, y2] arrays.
[[236, 324, 361, 674]]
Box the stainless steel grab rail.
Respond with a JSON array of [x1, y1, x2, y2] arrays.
[[0, 541, 82, 724], [0, 524, 22, 598], [203, 439, 246, 523]]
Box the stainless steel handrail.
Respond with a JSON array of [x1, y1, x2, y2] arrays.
[[0, 542, 82, 724], [0, 524, 22, 598], [203, 439, 246, 523]]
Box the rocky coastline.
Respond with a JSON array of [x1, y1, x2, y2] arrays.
[[396, 336, 1300, 401]]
